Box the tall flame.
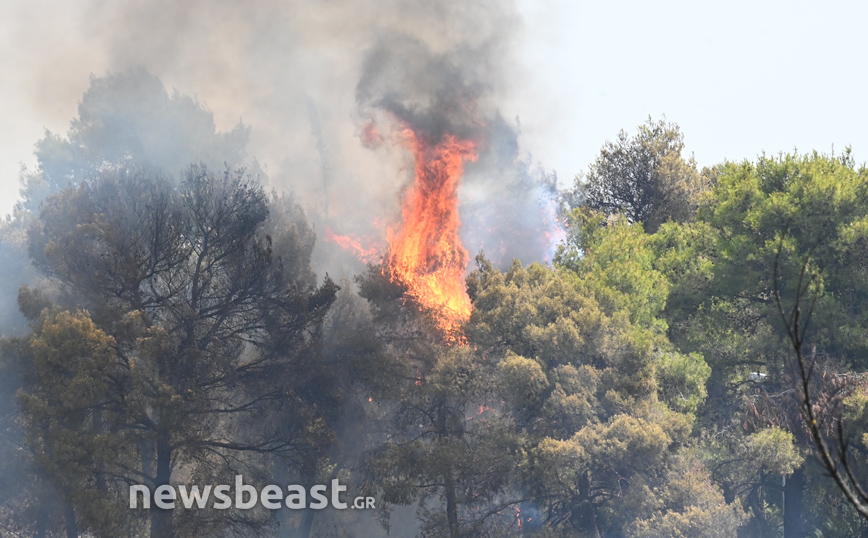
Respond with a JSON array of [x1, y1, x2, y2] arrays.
[[387, 127, 478, 336]]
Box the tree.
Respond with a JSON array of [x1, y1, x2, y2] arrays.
[[466, 216, 737, 537], [15, 164, 337, 537], [2, 68, 253, 335], [0, 70, 272, 534], [355, 265, 523, 538], [626, 455, 747, 538], [10, 306, 136, 537], [773, 246, 868, 531], [572, 117, 708, 233], [26, 68, 250, 213], [651, 149, 868, 536]]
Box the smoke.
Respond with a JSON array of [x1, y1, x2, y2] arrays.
[[0, 2, 570, 534], [349, 10, 563, 270], [6, 0, 562, 279], [355, 31, 501, 140]]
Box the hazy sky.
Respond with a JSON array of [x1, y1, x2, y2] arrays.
[[1, 0, 866, 217]]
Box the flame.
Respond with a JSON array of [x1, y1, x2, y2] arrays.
[[386, 127, 478, 337], [323, 227, 382, 264], [361, 121, 384, 148]]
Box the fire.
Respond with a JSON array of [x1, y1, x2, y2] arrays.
[[323, 227, 381, 264], [386, 127, 478, 336], [361, 121, 384, 148]]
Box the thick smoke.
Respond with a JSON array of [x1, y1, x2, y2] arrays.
[[351, 23, 563, 270], [1, 2, 565, 535], [7, 0, 562, 279], [355, 32, 497, 141]]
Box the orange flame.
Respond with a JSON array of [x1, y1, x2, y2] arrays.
[[386, 127, 478, 337], [324, 227, 382, 264]]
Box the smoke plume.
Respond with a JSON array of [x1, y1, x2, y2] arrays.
[[7, 0, 562, 280], [0, 3, 572, 535]]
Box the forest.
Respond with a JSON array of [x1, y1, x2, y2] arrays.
[[1, 70, 868, 538]]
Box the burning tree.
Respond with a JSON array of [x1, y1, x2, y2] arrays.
[[355, 264, 524, 538], [349, 33, 563, 343], [386, 127, 478, 337]]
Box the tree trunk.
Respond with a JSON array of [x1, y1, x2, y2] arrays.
[[63, 499, 78, 538], [297, 508, 315, 538], [445, 472, 459, 538], [294, 459, 321, 538], [150, 429, 174, 538], [433, 401, 460, 538], [94, 408, 107, 494], [574, 471, 601, 538], [783, 467, 805, 538]]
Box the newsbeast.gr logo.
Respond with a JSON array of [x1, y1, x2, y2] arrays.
[[130, 476, 375, 510]]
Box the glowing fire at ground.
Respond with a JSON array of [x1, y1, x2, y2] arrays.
[[386, 127, 478, 336]]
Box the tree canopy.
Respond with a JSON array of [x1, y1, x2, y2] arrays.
[[571, 117, 709, 233], [4, 74, 868, 537]]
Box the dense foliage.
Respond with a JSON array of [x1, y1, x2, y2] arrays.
[[2, 74, 868, 538]]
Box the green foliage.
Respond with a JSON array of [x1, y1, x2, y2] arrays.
[[578, 414, 671, 476], [643, 149, 868, 535], [8, 164, 338, 537], [497, 352, 549, 406], [745, 428, 804, 476], [698, 150, 868, 368], [542, 364, 600, 435], [467, 249, 720, 535], [15, 309, 137, 536], [572, 117, 709, 233], [648, 221, 718, 327], [429, 345, 486, 399], [554, 211, 712, 421], [467, 257, 600, 369], [23, 310, 115, 410], [627, 457, 747, 538], [565, 212, 670, 329], [656, 352, 710, 415]]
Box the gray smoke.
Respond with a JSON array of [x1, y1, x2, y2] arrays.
[[6, 0, 562, 279], [349, 17, 563, 270], [0, 2, 570, 535]]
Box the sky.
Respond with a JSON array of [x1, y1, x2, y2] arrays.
[[1, 0, 866, 218]]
